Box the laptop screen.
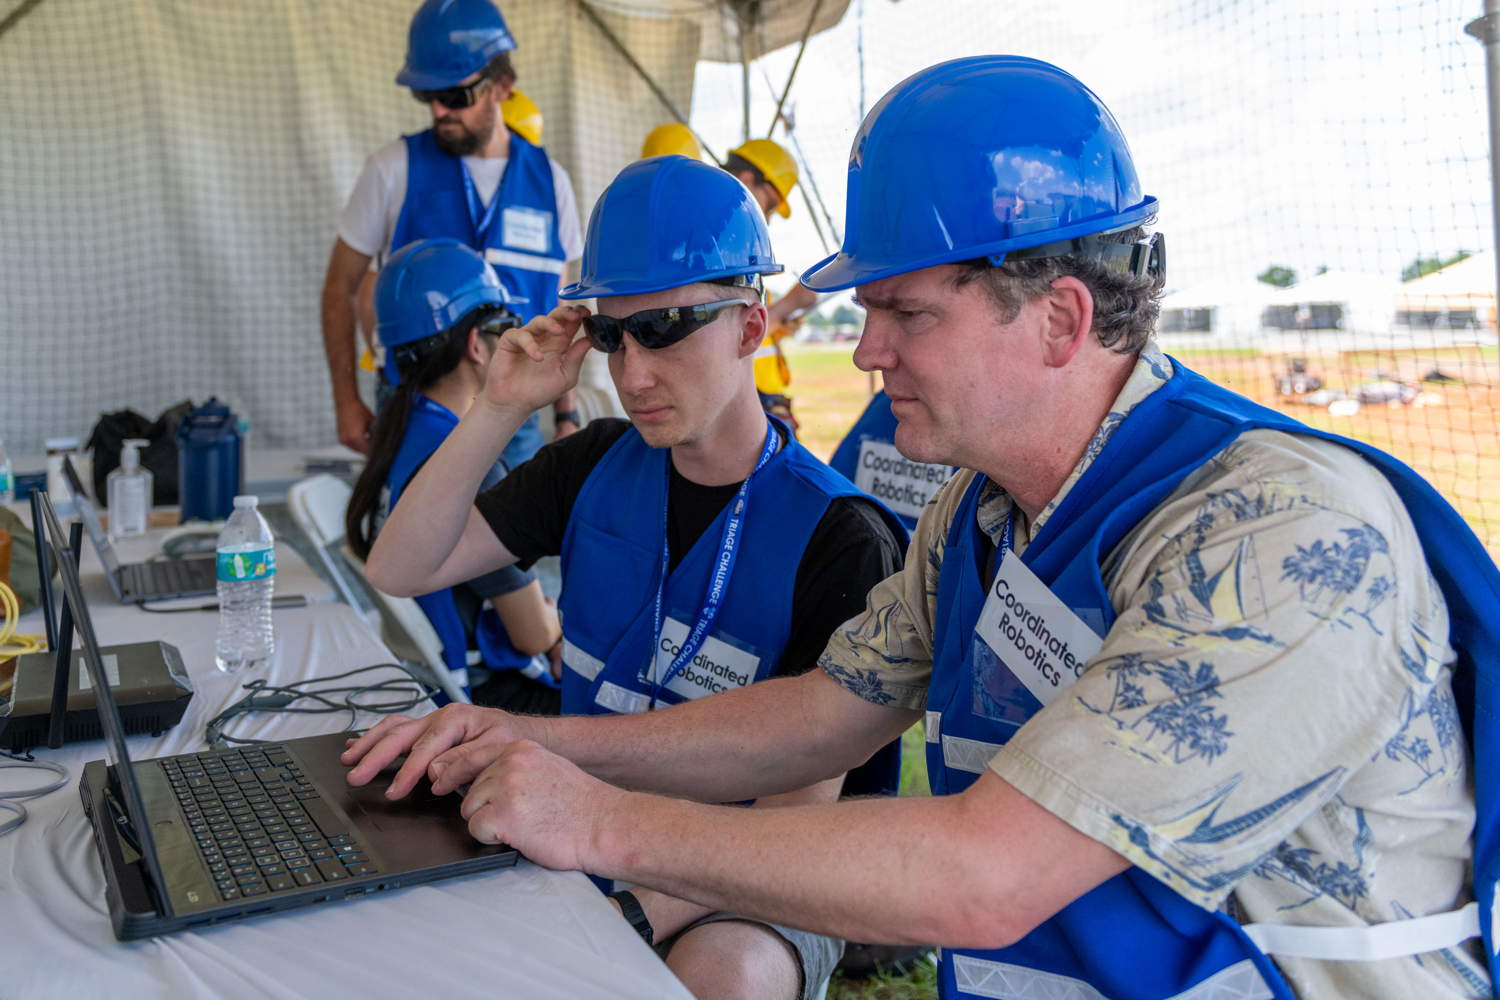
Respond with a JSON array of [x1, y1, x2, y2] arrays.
[[61, 457, 120, 576], [37, 490, 173, 915]]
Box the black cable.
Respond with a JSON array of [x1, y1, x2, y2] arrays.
[[204, 662, 436, 749]]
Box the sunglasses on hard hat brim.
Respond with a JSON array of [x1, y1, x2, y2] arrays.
[[582, 298, 751, 354], [411, 76, 493, 110]]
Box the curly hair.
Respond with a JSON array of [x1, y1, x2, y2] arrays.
[[949, 226, 1165, 354]]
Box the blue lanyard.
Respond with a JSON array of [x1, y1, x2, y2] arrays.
[[648, 420, 780, 707], [459, 159, 504, 248]]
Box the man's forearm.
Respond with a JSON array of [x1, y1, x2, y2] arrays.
[[626, 773, 845, 939], [591, 789, 989, 947], [534, 672, 912, 801], [320, 285, 361, 406]]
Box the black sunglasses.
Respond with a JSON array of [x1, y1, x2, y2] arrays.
[[583, 299, 748, 354], [411, 76, 492, 110]]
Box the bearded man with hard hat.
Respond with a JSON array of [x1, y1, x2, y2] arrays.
[[322, 0, 584, 457], [352, 154, 906, 1000], [345, 57, 1500, 1000]]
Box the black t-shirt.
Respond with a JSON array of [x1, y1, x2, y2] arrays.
[[474, 419, 904, 678]]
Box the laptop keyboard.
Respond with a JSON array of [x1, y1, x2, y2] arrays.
[[160, 746, 377, 901], [140, 558, 214, 596]]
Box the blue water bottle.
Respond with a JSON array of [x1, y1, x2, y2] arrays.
[[177, 398, 242, 523]]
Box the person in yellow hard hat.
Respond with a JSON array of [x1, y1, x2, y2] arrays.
[[640, 122, 702, 160], [725, 139, 819, 431], [501, 87, 544, 145]]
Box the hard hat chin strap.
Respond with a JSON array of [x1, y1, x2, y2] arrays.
[[990, 231, 1165, 281]]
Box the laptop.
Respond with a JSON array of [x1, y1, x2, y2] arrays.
[[62, 456, 217, 603], [35, 494, 520, 940]]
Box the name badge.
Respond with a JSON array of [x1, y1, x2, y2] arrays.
[[651, 617, 761, 701], [501, 206, 552, 254], [853, 439, 951, 522], [974, 550, 1104, 706]]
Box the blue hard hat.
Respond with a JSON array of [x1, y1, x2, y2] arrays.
[[561, 155, 784, 300], [396, 0, 516, 90], [801, 55, 1159, 292], [375, 239, 517, 386]]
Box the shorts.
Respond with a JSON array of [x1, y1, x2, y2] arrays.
[[658, 911, 844, 1000]]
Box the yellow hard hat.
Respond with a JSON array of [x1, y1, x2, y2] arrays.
[[640, 123, 702, 160], [728, 139, 797, 218], [502, 89, 544, 146]]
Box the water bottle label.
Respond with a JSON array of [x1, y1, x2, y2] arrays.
[[0, 468, 11, 493], [217, 547, 277, 582]]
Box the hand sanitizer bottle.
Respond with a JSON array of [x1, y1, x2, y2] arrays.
[[107, 439, 153, 540]]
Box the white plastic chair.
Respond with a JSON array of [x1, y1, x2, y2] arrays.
[[340, 542, 472, 706], [286, 473, 470, 705], [286, 474, 364, 608]]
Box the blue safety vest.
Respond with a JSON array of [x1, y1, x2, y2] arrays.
[[391, 129, 564, 469], [830, 391, 952, 531], [558, 425, 906, 727], [383, 395, 532, 702], [927, 363, 1500, 999]]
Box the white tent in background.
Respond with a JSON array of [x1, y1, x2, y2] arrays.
[[1395, 252, 1496, 331], [1158, 279, 1276, 337], [1261, 271, 1401, 333]]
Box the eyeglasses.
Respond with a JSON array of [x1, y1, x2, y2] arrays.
[[411, 76, 492, 110], [582, 299, 748, 354]]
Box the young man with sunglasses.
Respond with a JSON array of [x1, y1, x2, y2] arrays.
[[320, 0, 583, 457], [358, 154, 906, 1000]]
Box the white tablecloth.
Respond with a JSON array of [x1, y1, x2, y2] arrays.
[[0, 521, 689, 1000]]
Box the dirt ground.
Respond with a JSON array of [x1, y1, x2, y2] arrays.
[[785, 341, 1500, 559]]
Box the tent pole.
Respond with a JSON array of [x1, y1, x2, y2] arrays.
[[765, 0, 826, 137], [741, 35, 752, 143], [0, 0, 46, 42], [1466, 0, 1500, 349], [574, 0, 721, 164]]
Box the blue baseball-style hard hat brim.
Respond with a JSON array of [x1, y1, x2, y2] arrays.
[[560, 263, 784, 301], [800, 198, 1159, 293], [396, 65, 481, 89]]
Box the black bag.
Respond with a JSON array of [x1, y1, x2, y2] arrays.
[[86, 401, 194, 504]]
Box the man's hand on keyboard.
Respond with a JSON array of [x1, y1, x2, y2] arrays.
[[341, 704, 540, 800], [459, 738, 625, 870]]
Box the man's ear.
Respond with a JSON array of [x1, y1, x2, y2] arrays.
[[737, 299, 769, 360], [1040, 276, 1094, 368], [492, 77, 514, 105]]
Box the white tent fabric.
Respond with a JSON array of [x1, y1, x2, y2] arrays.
[[1395, 251, 1496, 321], [584, 0, 852, 63], [0, 0, 788, 454], [1263, 271, 1401, 333], [1158, 279, 1276, 336]]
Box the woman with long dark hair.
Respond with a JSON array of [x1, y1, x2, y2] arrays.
[[346, 238, 561, 713]]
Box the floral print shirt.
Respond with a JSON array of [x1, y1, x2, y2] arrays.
[[820, 342, 1487, 998]]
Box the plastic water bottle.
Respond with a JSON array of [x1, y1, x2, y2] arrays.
[[215, 495, 276, 673], [0, 435, 12, 505]]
